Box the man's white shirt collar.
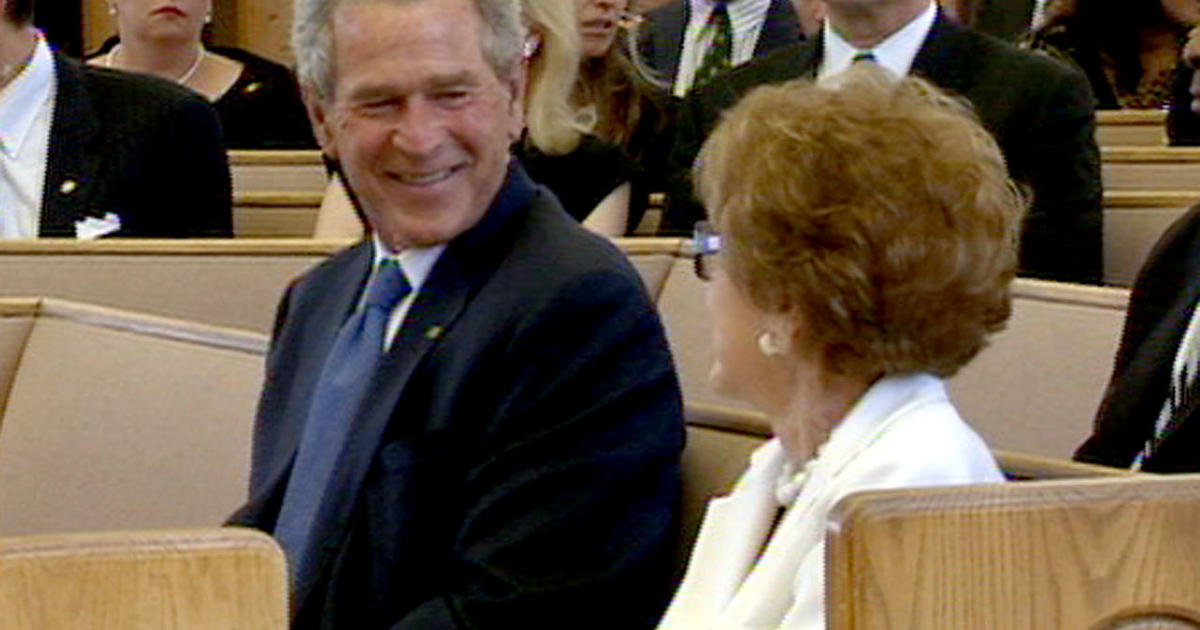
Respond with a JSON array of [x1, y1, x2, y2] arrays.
[[0, 34, 54, 159], [818, 1, 938, 82], [370, 234, 447, 348]]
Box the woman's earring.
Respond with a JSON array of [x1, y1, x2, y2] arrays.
[[205, 11, 213, 24], [757, 331, 786, 357], [108, 3, 117, 16]]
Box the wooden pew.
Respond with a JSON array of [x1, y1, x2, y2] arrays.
[[1104, 190, 1197, 287], [0, 528, 287, 629], [234, 191, 323, 238], [1102, 146, 1200, 190], [228, 150, 326, 238], [1096, 110, 1167, 146], [648, 236, 1131, 460], [0, 298, 267, 535], [228, 149, 325, 194], [828, 474, 1200, 629]]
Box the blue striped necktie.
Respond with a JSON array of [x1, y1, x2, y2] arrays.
[[274, 258, 411, 588]]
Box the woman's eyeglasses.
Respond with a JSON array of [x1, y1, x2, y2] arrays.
[[691, 221, 722, 281]]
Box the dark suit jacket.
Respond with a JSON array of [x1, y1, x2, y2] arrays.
[[661, 13, 1104, 285], [42, 54, 232, 238], [639, 0, 802, 91], [1077, 202, 1200, 472], [229, 163, 684, 629]]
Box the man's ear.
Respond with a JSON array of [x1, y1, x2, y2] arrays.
[[303, 84, 338, 159], [505, 63, 528, 143]]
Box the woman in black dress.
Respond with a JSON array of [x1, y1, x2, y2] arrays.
[[90, 0, 314, 149]]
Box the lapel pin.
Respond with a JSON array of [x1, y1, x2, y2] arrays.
[[425, 326, 444, 340], [60, 180, 77, 195]]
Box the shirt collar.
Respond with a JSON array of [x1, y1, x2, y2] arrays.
[[688, 0, 772, 25], [819, 1, 938, 81], [0, 34, 55, 159], [370, 233, 446, 295]]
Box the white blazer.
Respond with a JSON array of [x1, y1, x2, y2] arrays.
[[659, 373, 1004, 630]]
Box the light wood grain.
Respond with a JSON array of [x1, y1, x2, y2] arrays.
[[1096, 110, 1168, 147], [828, 475, 1200, 630], [0, 528, 286, 630]]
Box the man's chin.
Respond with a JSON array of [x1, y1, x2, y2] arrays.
[[371, 216, 479, 251]]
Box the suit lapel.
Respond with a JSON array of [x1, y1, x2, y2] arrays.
[[658, 2, 688, 83], [293, 162, 538, 610], [41, 55, 103, 238], [908, 12, 974, 96], [1130, 284, 1200, 457], [754, 0, 803, 56], [249, 244, 374, 514]]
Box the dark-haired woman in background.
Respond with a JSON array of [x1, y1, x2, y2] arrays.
[[88, 0, 314, 149], [1025, 0, 1200, 145]]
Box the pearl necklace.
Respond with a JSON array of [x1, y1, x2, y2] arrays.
[[105, 44, 206, 87]]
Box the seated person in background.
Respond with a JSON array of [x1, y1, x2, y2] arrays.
[[659, 67, 1014, 629], [639, 0, 804, 96], [1076, 200, 1200, 472], [89, 0, 315, 149], [662, 0, 1102, 285], [230, 0, 684, 626], [314, 0, 636, 238], [573, 0, 679, 234], [0, 0, 231, 238], [1023, 0, 1200, 146]]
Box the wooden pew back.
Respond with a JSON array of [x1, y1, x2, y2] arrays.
[[1096, 110, 1167, 146], [0, 528, 287, 629], [828, 474, 1200, 629], [0, 299, 267, 535], [642, 237, 1130, 460]]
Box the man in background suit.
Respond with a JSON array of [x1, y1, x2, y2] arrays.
[[639, 0, 803, 95], [227, 0, 684, 627], [1077, 202, 1200, 472], [0, 0, 231, 238], [660, 0, 1103, 285]]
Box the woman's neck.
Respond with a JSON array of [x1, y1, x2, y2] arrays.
[[772, 370, 874, 466], [0, 23, 38, 90], [107, 36, 204, 84]]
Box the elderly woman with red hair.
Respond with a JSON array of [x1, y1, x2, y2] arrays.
[[660, 66, 1024, 629]]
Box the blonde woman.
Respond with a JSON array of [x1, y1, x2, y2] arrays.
[[313, 0, 633, 238]]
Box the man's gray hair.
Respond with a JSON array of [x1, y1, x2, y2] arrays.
[[293, 0, 526, 102]]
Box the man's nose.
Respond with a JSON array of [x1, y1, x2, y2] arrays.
[[389, 100, 442, 157]]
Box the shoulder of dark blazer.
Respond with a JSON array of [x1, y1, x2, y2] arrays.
[[55, 53, 219, 127]]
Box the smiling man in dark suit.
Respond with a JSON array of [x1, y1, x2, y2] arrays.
[[226, 0, 684, 628], [0, 0, 231, 238], [661, 0, 1103, 285]]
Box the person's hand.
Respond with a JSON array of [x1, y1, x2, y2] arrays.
[[1185, 25, 1200, 113]]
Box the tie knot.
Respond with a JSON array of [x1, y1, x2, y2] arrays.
[[852, 51, 877, 64], [364, 259, 412, 312]]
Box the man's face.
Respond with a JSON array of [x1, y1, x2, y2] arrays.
[[309, 0, 524, 249]]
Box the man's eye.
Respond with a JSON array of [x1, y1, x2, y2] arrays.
[[435, 90, 471, 104]]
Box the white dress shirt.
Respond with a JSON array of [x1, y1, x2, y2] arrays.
[[675, 0, 773, 96], [370, 233, 446, 349], [0, 34, 55, 238], [817, 0, 938, 82]]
